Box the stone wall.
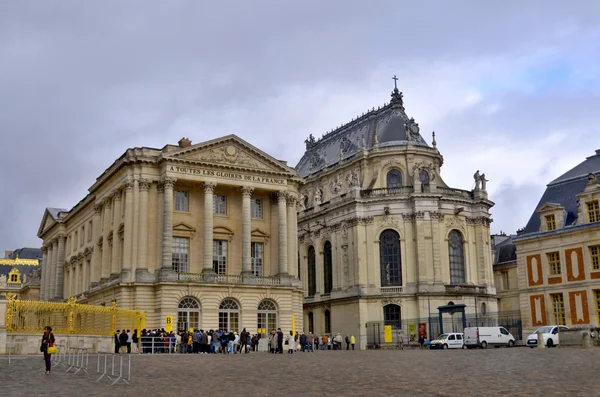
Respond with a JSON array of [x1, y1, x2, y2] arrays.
[[2, 333, 113, 355], [558, 326, 599, 348]]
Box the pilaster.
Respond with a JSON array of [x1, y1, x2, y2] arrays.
[[277, 190, 288, 275], [123, 178, 135, 272], [161, 177, 177, 269], [111, 189, 122, 276], [137, 178, 151, 278], [202, 182, 216, 273], [54, 234, 66, 300], [287, 196, 298, 277], [91, 204, 102, 285], [132, 172, 141, 280], [240, 186, 254, 275]]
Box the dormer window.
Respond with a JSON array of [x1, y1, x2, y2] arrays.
[[588, 200, 599, 223], [545, 215, 556, 231]]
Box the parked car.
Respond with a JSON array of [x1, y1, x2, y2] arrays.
[[463, 327, 516, 348], [526, 325, 569, 348], [430, 333, 465, 349]]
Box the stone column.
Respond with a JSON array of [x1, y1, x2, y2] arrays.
[[241, 186, 254, 275], [74, 261, 80, 296], [41, 246, 48, 300], [123, 179, 135, 274], [132, 173, 140, 279], [111, 190, 122, 275], [203, 182, 216, 273], [277, 191, 288, 275], [156, 182, 164, 272], [101, 198, 112, 279], [137, 178, 151, 277], [161, 177, 177, 268], [47, 242, 56, 300], [287, 196, 298, 278], [91, 204, 102, 284], [54, 234, 66, 300], [63, 268, 69, 298]]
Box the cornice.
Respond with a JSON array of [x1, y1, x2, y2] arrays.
[[162, 158, 297, 179]]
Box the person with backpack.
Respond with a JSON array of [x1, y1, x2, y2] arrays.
[[40, 325, 55, 375]]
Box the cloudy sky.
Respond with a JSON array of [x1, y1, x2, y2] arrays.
[[1, 0, 599, 249]]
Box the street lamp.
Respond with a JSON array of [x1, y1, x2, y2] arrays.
[[419, 288, 432, 340]]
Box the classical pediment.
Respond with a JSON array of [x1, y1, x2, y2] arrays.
[[536, 202, 564, 213], [165, 135, 295, 175], [174, 222, 196, 238]]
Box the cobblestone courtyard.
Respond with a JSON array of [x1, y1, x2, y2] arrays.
[[1, 348, 599, 397]]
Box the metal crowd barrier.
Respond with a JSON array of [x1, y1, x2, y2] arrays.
[[51, 344, 68, 368], [96, 352, 131, 386], [3, 341, 38, 364], [66, 347, 90, 375]]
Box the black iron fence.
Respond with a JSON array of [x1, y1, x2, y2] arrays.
[[366, 311, 522, 348]]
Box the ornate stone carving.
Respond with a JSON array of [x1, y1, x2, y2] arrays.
[[286, 195, 296, 206], [240, 186, 254, 198], [157, 181, 165, 193], [430, 211, 443, 221], [346, 216, 374, 227], [102, 196, 112, 208], [203, 181, 216, 193], [466, 216, 492, 227], [330, 174, 343, 197], [444, 215, 467, 233], [161, 177, 177, 189], [405, 117, 420, 141], [139, 178, 151, 192], [112, 188, 122, 201], [57, 234, 66, 243], [124, 179, 135, 191], [298, 194, 306, 211], [415, 211, 425, 220], [346, 168, 360, 189], [277, 190, 287, 200], [185, 144, 265, 169], [402, 213, 415, 222], [313, 189, 323, 207], [381, 298, 401, 306]]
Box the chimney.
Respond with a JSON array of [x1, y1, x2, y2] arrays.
[[4, 250, 13, 259], [178, 137, 192, 148]]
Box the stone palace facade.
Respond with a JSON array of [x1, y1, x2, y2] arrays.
[[296, 86, 496, 348], [38, 135, 304, 335]]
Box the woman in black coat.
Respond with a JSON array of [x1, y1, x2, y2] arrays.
[[40, 325, 55, 375]]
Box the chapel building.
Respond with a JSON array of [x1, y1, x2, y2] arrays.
[[38, 135, 304, 335], [295, 86, 496, 348], [514, 149, 600, 333]]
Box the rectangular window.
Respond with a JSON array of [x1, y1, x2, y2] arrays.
[[595, 290, 600, 327], [547, 252, 561, 276], [213, 195, 227, 215], [172, 237, 189, 273], [251, 242, 264, 276], [174, 191, 189, 212], [213, 240, 227, 274], [591, 245, 600, 270], [74, 231, 78, 249], [251, 198, 262, 218], [588, 200, 600, 223], [87, 221, 93, 242], [545, 214, 556, 231], [501, 271, 510, 291], [80, 226, 85, 246], [550, 293, 566, 325]]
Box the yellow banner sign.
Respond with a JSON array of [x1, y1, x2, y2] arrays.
[[409, 324, 417, 342], [165, 315, 173, 333], [292, 315, 296, 335], [384, 325, 392, 343]]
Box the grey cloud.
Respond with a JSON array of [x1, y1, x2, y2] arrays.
[[1, 1, 600, 248]]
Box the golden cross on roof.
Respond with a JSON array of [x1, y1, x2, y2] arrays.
[[392, 75, 398, 90]]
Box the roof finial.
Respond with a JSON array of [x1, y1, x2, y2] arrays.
[[432, 131, 437, 148], [390, 74, 404, 107], [392, 75, 398, 90]]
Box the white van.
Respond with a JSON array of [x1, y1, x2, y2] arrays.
[[463, 327, 516, 348]]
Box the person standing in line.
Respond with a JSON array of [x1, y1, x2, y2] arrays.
[[132, 329, 139, 353], [287, 331, 296, 354], [114, 329, 121, 354], [277, 328, 284, 354], [240, 328, 249, 354], [345, 335, 350, 350], [41, 326, 55, 375], [119, 329, 128, 354], [126, 330, 133, 354], [350, 335, 356, 350]]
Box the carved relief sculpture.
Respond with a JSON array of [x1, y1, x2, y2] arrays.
[[330, 174, 343, 197], [313, 189, 323, 207], [346, 168, 360, 190]]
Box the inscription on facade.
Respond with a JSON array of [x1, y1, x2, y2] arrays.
[[168, 166, 287, 185]]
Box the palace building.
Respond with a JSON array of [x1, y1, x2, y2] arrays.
[[295, 85, 496, 348], [0, 247, 42, 300], [515, 149, 600, 333], [38, 135, 303, 334]]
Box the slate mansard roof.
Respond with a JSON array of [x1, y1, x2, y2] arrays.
[[522, 149, 600, 234], [295, 88, 430, 177]]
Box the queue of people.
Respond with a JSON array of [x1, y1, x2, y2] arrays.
[[267, 330, 357, 353]]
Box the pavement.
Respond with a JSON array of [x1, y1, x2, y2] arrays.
[[1, 347, 598, 397]]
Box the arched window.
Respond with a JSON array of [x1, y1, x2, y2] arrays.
[[308, 312, 314, 333], [419, 169, 430, 192], [448, 230, 466, 285], [177, 297, 201, 333], [257, 299, 278, 336], [387, 169, 403, 189], [383, 304, 401, 329], [218, 298, 240, 332], [380, 229, 401, 286], [323, 241, 333, 294], [324, 309, 331, 334], [308, 246, 316, 296]]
